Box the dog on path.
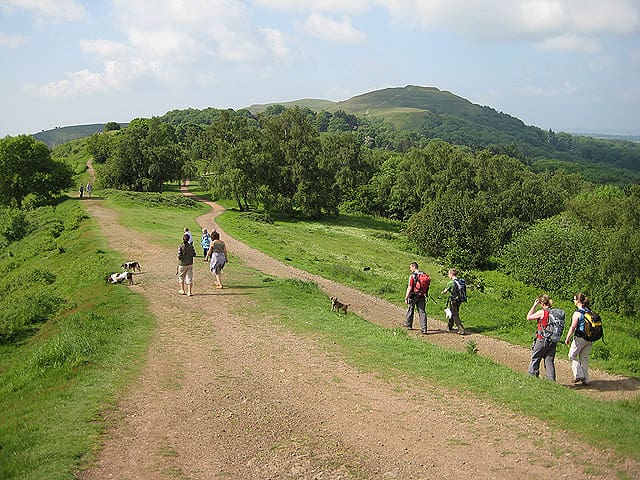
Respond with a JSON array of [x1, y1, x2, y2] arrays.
[[330, 296, 350, 314], [121, 261, 142, 273], [107, 272, 134, 285]]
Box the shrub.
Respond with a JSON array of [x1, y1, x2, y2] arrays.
[[0, 208, 28, 242]]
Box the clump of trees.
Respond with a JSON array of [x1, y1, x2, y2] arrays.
[[0, 135, 73, 209]]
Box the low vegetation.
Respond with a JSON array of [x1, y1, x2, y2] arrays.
[[0, 199, 153, 480]]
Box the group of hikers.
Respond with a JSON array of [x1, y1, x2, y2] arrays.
[[404, 262, 599, 386], [176, 226, 228, 296], [78, 182, 92, 198]]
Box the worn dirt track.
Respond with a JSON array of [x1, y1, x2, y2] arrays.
[[76, 181, 639, 480]]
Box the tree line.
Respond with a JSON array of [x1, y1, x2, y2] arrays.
[[2, 105, 638, 317]]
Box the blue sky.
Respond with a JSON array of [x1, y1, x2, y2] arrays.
[[1, 0, 639, 137]]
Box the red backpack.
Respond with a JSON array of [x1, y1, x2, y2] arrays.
[[412, 272, 431, 296]]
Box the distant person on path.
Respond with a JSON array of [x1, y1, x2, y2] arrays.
[[177, 233, 196, 296], [565, 293, 593, 385], [79, 184, 84, 198], [201, 228, 211, 261], [184, 227, 193, 246], [86, 182, 92, 197], [526, 294, 557, 381], [441, 268, 466, 335], [207, 230, 228, 289], [404, 262, 428, 334]]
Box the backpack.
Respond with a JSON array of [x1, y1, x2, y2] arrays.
[[540, 308, 565, 344], [580, 309, 603, 342], [451, 278, 467, 303], [412, 272, 431, 296]]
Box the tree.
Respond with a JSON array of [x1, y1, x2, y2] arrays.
[[195, 111, 260, 211], [104, 121, 121, 132], [0, 135, 73, 208], [100, 118, 184, 192]]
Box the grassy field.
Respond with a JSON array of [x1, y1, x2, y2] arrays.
[[212, 200, 640, 378]]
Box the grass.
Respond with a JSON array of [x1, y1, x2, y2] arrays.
[[214, 205, 640, 378], [247, 276, 640, 463], [0, 199, 154, 480]]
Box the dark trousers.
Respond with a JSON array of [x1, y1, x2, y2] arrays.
[[405, 295, 427, 332], [447, 301, 465, 332], [528, 337, 557, 381]]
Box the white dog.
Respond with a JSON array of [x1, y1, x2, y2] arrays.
[[107, 272, 134, 285]]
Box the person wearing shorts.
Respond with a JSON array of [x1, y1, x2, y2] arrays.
[[177, 233, 196, 296]]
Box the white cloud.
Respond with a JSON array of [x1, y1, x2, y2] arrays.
[[0, 32, 27, 47], [28, 0, 293, 98], [0, 0, 86, 22], [536, 34, 601, 53], [260, 27, 290, 58], [302, 13, 366, 43], [517, 81, 577, 97], [26, 58, 157, 98], [377, 0, 640, 49], [80, 39, 129, 58], [253, 0, 370, 14]]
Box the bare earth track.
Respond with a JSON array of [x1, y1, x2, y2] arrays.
[[77, 183, 639, 480]]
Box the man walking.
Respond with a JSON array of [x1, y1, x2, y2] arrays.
[[441, 268, 466, 335], [405, 262, 430, 334]]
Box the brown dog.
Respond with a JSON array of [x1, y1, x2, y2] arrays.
[[330, 296, 349, 314]]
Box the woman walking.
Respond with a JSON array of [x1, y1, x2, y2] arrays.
[[526, 294, 557, 381], [565, 293, 593, 386], [207, 230, 228, 289]]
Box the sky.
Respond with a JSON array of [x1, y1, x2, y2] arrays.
[[1, 0, 639, 137]]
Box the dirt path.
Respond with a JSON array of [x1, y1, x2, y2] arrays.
[[77, 180, 638, 479]]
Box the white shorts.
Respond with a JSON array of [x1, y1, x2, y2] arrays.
[[177, 264, 193, 284]]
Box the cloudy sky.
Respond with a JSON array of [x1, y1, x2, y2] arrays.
[[1, 0, 639, 137]]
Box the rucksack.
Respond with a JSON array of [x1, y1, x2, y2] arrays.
[[580, 309, 603, 342], [451, 278, 467, 303], [412, 272, 431, 296], [540, 308, 565, 344]]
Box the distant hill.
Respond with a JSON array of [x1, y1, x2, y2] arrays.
[[32, 123, 127, 147]]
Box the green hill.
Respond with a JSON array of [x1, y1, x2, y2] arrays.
[[32, 123, 127, 147]]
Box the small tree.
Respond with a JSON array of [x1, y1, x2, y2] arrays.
[[0, 135, 73, 208]]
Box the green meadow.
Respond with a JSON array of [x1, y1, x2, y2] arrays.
[[1, 185, 639, 479]]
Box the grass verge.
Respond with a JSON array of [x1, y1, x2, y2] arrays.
[[0, 198, 154, 480]]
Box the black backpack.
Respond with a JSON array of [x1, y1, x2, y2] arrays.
[[579, 308, 603, 342], [451, 278, 467, 303]]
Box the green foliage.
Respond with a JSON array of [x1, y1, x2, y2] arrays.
[[0, 135, 73, 208], [499, 216, 597, 297], [98, 118, 184, 192], [0, 208, 28, 242], [0, 198, 153, 480]]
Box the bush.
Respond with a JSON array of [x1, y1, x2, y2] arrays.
[[0, 208, 28, 242]]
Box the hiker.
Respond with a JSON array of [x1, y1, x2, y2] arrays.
[[565, 293, 593, 386], [86, 182, 92, 197], [526, 294, 557, 381], [441, 268, 466, 335], [404, 262, 429, 334], [79, 184, 84, 198], [177, 233, 196, 296], [183, 227, 193, 246], [201, 228, 211, 261], [207, 230, 228, 289]]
